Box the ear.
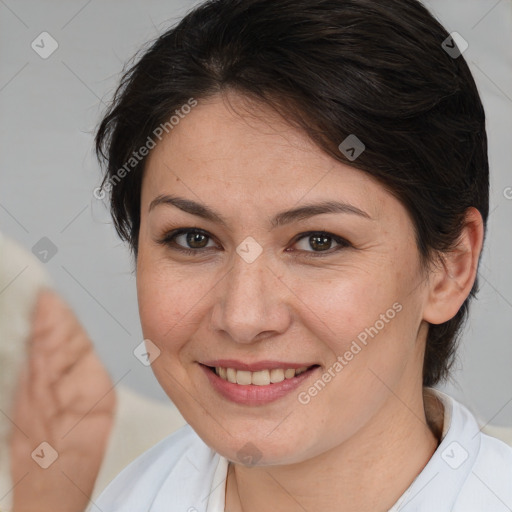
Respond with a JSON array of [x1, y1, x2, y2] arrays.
[[422, 207, 484, 325]]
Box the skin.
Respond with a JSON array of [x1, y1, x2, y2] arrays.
[[136, 91, 484, 512], [10, 289, 115, 512]]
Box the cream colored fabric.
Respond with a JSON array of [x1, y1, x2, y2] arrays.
[[480, 424, 512, 447], [91, 387, 186, 501]]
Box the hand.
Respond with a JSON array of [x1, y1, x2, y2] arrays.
[[9, 288, 116, 512]]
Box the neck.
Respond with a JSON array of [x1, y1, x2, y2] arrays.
[[226, 386, 443, 512]]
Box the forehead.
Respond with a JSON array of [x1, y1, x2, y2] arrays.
[[142, 94, 390, 221]]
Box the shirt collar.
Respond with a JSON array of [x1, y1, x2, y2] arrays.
[[388, 387, 482, 511], [206, 387, 482, 512]]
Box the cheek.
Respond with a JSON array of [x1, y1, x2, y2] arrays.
[[289, 274, 415, 446], [296, 267, 402, 350], [135, 262, 208, 406], [136, 258, 208, 349], [303, 262, 420, 386], [291, 263, 419, 402]]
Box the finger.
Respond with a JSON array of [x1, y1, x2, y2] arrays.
[[10, 361, 47, 443], [10, 361, 32, 422], [53, 348, 115, 415], [31, 289, 85, 351], [45, 329, 93, 386], [29, 335, 60, 425], [30, 290, 93, 383], [31, 290, 79, 348], [30, 288, 62, 340]]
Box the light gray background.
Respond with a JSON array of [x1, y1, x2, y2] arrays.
[[1, 0, 511, 425]]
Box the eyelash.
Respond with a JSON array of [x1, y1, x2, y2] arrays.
[[156, 228, 351, 259]]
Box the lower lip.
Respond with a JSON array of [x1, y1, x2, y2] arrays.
[[200, 364, 320, 405]]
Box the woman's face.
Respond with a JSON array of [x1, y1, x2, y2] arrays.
[[136, 93, 432, 465]]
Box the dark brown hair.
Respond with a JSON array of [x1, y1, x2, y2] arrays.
[[95, 0, 489, 387]]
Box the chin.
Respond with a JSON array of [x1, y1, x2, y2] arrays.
[[206, 430, 309, 467]]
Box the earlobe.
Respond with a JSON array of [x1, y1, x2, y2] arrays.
[[423, 207, 484, 325]]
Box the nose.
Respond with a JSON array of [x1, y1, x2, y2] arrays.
[[210, 251, 292, 344]]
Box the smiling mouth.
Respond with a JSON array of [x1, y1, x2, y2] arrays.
[[204, 364, 320, 386]]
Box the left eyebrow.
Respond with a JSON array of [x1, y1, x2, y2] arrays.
[[270, 200, 373, 228], [148, 194, 373, 229]]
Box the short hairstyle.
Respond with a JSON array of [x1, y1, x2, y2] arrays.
[[95, 0, 489, 387]]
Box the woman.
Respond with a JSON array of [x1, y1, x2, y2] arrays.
[[92, 0, 512, 510]]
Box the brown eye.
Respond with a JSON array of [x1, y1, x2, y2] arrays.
[[183, 231, 209, 249], [157, 228, 217, 254], [291, 231, 350, 257], [309, 234, 332, 251]]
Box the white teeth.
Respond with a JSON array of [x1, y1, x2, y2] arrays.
[[226, 368, 237, 384], [269, 368, 285, 383], [236, 370, 252, 385], [284, 368, 296, 379], [252, 370, 271, 386], [214, 366, 312, 385]]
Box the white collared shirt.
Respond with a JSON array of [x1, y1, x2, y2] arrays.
[[93, 388, 512, 511]]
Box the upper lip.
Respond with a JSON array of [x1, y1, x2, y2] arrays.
[[201, 360, 319, 372]]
